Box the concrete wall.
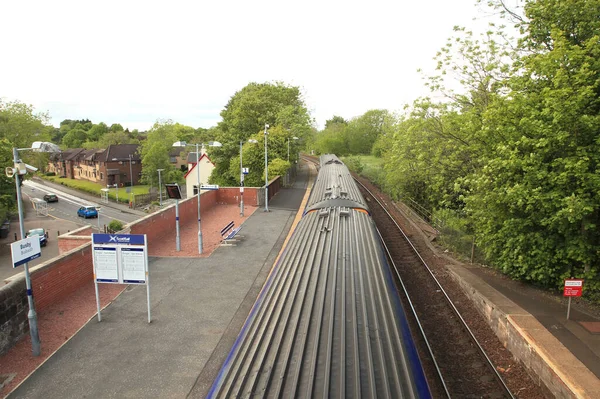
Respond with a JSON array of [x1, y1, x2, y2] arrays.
[[0, 278, 28, 356], [447, 265, 600, 399], [0, 179, 281, 355]]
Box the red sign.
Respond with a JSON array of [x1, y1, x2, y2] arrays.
[[564, 279, 584, 297]]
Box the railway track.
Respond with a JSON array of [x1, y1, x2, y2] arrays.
[[355, 178, 514, 398]]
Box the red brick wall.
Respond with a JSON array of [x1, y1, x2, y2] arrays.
[[58, 226, 93, 254], [130, 191, 218, 243], [32, 244, 93, 311], [217, 187, 260, 206]]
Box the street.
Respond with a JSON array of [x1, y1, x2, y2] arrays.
[[0, 180, 141, 282]]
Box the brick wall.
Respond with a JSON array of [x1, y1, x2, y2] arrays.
[[0, 181, 283, 355], [58, 226, 93, 254], [31, 244, 93, 311]]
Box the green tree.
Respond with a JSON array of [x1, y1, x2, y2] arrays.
[[0, 100, 52, 148], [62, 129, 87, 148], [139, 121, 181, 187], [465, 0, 600, 295], [109, 123, 124, 132], [87, 122, 109, 141], [211, 82, 312, 186]]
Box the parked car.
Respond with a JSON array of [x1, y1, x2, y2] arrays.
[[26, 228, 48, 247], [77, 206, 98, 218], [43, 193, 58, 202]]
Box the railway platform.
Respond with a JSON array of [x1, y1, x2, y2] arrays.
[[2, 157, 599, 398]]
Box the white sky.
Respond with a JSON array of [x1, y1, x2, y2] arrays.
[[1, 0, 502, 131]]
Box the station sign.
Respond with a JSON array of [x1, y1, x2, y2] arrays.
[[11, 236, 42, 268], [564, 279, 584, 297], [201, 184, 219, 190]]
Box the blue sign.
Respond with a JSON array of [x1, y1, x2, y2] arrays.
[[92, 233, 146, 245]]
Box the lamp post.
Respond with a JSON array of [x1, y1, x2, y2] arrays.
[[157, 169, 164, 207], [264, 123, 269, 212], [10, 141, 59, 356], [240, 141, 244, 217], [129, 154, 134, 207], [241, 139, 259, 217], [172, 140, 222, 254]]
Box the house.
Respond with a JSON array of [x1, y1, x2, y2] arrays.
[[47, 148, 84, 177], [73, 148, 105, 183], [184, 149, 216, 199], [96, 144, 142, 187], [169, 146, 187, 171]]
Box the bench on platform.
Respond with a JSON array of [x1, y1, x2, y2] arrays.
[[220, 221, 243, 246]]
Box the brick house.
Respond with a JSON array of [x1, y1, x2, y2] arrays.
[[73, 148, 105, 183], [169, 146, 187, 171], [47, 148, 86, 178], [96, 144, 142, 187]]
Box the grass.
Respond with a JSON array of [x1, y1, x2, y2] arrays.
[[42, 175, 149, 203]]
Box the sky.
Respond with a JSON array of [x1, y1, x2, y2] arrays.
[[1, 0, 506, 131]]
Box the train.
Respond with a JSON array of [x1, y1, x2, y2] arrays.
[[208, 154, 431, 398]]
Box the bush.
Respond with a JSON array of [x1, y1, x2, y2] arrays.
[[45, 172, 56, 176], [108, 220, 124, 233], [344, 156, 364, 174]]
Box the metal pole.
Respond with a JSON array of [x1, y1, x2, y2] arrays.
[[196, 143, 203, 254], [240, 141, 244, 217], [129, 154, 134, 207], [116, 184, 119, 203], [567, 296, 572, 320], [157, 169, 164, 207], [13, 147, 41, 356], [264, 124, 269, 212], [175, 199, 180, 251]]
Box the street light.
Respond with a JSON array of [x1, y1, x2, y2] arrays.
[[241, 139, 259, 217], [157, 169, 164, 207], [172, 140, 222, 254], [9, 141, 60, 356], [129, 154, 134, 207], [264, 124, 269, 212]]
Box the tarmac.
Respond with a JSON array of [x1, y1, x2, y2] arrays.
[[3, 161, 600, 398], [6, 167, 311, 398]]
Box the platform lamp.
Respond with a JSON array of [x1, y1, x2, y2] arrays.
[[8, 141, 60, 356], [172, 140, 222, 254], [241, 139, 259, 217]]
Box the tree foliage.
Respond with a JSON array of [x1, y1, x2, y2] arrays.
[[211, 82, 312, 186]]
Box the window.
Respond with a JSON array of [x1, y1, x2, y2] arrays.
[[170, 157, 177, 163], [193, 185, 199, 195], [100, 172, 104, 180]]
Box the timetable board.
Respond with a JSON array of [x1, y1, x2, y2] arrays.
[[92, 234, 148, 285]]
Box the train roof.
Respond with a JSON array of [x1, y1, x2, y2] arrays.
[[209, 208, 429, 398], [305, 154, 368, 213]]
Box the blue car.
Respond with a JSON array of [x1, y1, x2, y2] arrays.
[[26, 228, 48, 247], [77, 206, 98, 218]]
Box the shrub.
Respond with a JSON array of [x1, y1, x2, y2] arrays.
[[108, 220, 124, 233]]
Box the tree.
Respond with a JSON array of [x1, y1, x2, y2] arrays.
[[325, 115, 347, 129], [465, 0, 600, 296], [139, 121, 181, 187], [0, 100, 52, 148], [62, 129, 87, 148], [87, 122, 109, 141], [211, 82, 312, 186], [109, 123, 124, 132]]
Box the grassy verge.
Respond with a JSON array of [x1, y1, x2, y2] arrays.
[[41, 175, 149, 203]]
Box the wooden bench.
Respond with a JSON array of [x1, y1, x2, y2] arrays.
[[220, 221, 243, 246]]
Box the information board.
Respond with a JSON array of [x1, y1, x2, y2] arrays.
[[93, 247, 119, 282], [91, 233, 148, 285], [564, 279, 584, 297]]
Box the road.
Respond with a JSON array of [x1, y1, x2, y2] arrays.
[[1, 181, 141, 282]]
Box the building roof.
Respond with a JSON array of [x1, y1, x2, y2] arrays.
[[169, 146, 185, 157], [186, 148, 208, 164], [100, 144, 140, 162], [183, 153, 214, 179], [62, 148, 85, 161]]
